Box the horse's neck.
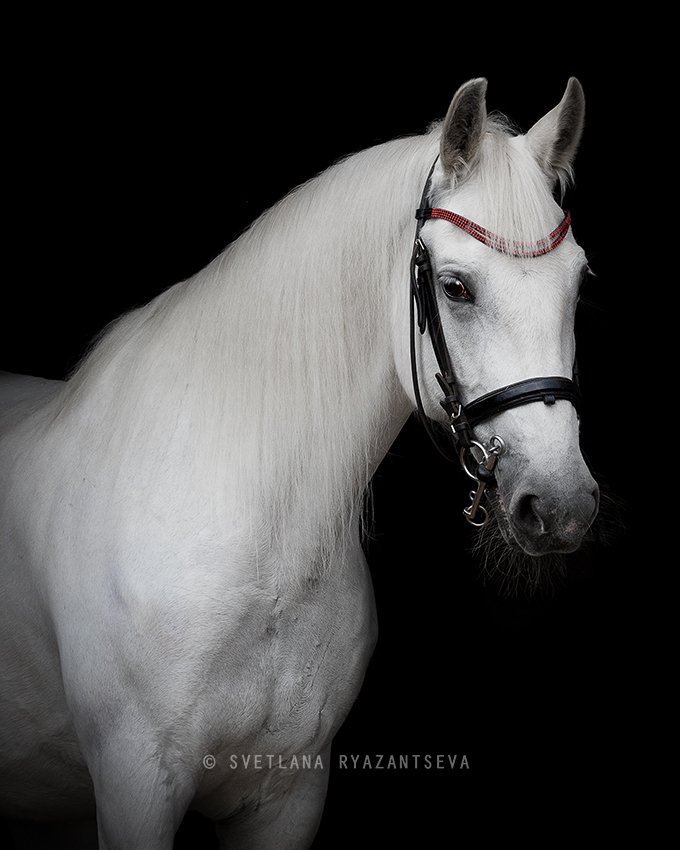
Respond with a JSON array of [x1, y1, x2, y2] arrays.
[[56, 135, 432, 571]]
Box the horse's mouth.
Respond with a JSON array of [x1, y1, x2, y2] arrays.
[[485, 488, 593, 557], [470, 493, 568, 594], [472, 483, 619, 595]]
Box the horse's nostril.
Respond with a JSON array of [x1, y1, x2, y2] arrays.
[[515, 493, 544, 534]]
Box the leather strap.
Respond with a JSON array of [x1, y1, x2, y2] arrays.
[[464, 376, 581, 427], [410, 160, 474, 455]]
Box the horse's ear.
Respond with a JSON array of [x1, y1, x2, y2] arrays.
[[526, 77, 585, 182], [440, 78, 488, 177]]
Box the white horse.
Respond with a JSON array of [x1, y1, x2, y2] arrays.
[[0, 78, 598, 848]]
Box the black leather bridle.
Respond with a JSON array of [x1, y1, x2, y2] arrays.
[[409, 159, 582, 526]]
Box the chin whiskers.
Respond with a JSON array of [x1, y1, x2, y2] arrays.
[[468, 481, 623, 597], [471, 512, 567, 598]]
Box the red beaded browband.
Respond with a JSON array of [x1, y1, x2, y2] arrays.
[[415, 207, 572, 258]]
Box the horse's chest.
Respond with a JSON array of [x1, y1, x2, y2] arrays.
[[237, 571, 374, 745], [194, 556, 377, 812]]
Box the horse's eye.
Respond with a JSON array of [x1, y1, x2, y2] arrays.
[[442, 276, 472, 302]]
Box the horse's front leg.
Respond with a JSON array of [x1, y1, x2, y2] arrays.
[[83, 722, 197, 850], [214, 747, 331, 850]]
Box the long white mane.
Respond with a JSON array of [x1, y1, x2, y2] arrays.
[[51, 118, 560, 579]]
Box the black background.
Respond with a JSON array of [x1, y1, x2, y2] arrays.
[[2, 34, 656, 848]]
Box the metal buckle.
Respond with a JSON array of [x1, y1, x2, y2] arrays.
[[459, 436, 505, 527]]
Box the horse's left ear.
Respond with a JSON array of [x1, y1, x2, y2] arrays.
[[526, 77, 585, 182], [440, 78, 488, 177]]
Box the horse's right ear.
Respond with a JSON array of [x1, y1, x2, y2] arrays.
[[440, 78, 488, 177], [526, 77, 585, 184]]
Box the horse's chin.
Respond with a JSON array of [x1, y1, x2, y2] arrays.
[[471, 491, 569, 595]]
